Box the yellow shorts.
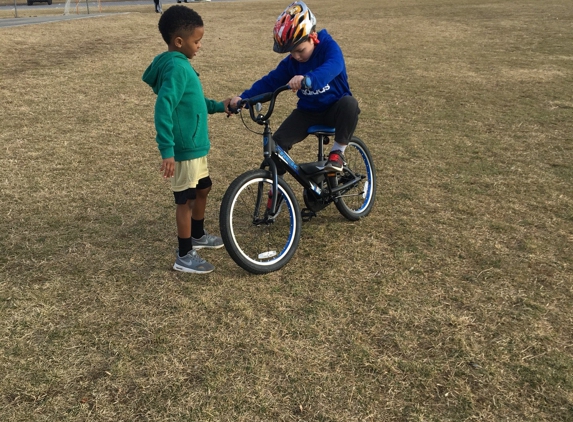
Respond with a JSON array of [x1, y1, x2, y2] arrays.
[[171, 156, 209, 192]]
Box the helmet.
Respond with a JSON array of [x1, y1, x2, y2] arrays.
[[273, 1, 316, 54]]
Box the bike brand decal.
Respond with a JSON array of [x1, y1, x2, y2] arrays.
[[309, 181, 321, 195], [301, 84, 331, 96], [277, 149, 299, 172]]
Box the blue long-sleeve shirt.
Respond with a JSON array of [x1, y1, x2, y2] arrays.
[[240, 29, 352, 113]]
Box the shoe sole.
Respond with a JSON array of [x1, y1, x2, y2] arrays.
[[192, 243, 225, 250], [173, 263, 214, 274]]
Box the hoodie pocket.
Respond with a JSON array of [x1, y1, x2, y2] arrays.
[[177, 112, 207, 153], [189, 112, 208, 150]]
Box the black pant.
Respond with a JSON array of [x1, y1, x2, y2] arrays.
[[153, 0, 162, 13], [272, 95, 360, 150]]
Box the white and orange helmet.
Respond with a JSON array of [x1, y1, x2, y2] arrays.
[[273, 1, 317, 53]]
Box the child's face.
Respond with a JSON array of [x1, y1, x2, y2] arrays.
[[172, 26, 204, 59], [290, 39, 314, 63]]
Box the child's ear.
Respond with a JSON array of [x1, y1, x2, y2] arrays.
[[174, 36, 183, 48], [308, 32, 319, 45]]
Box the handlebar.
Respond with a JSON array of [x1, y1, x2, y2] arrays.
[[228, 84, 289, 124], [229, 76, 312, 124]]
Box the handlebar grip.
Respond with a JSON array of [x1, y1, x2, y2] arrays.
[[228, 103, 241, 114], [228, 99, 248, 115]]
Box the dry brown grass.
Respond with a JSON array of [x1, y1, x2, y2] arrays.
[[1, 0, 572, 420]]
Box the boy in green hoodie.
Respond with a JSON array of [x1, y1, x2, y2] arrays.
[[142, 5, 230, 274]]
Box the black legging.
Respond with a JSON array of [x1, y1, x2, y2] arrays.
[[272, 95, 360, 150]]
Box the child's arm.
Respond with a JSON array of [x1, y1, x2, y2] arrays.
[[238, 59, 292, 99], [229, 59, 294, 109], [204, 97, 229, 114], [154, 64, 187, 160], [303, 37, 345, 90]]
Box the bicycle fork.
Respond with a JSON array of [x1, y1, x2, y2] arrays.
[[257, 122, 320, 217]]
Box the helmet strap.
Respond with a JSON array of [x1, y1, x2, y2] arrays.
[[308, 32, 320, 45]]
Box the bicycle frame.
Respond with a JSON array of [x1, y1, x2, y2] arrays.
[[258, 119, 324, 214], [239, 84, 365, 216]]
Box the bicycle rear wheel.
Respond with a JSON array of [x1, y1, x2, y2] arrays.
[[219, 169, 302, 274], [334, 136, 376, 221]]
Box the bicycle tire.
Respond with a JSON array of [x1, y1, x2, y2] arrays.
[[219, 169, 302, 274], [334, 136, 377, 221]]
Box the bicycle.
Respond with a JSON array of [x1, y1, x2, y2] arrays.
[[220, 81, 376, 274]]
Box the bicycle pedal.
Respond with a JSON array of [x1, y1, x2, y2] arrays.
[[301, 208, 317, 222]]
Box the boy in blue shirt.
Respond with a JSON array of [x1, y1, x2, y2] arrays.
[[230, 1, 360, 173], [143, 6, 230, 274]]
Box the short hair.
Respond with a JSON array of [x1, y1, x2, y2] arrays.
[[158, 6, 204, 45]]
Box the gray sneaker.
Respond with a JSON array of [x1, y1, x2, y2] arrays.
[[173, 250, 214, 274], [192, 231, 224, 250]]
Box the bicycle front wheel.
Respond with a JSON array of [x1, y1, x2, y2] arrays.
[[334, 136, 377, 221], [219, 169, 302, 274]]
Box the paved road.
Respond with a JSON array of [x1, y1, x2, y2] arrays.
[[0, 0, 235, 27], [0, 12, 124, 27]]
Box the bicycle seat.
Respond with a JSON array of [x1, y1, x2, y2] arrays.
[[308, 125, 335, 135]]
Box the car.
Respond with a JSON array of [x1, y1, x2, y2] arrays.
[[28, 0, 52, 5]]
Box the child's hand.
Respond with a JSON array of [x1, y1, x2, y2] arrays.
[[222, 98, 232, 116], [229, 96, 242, 111], [161, 157, 175, 179], [288, 75, 305, 91]]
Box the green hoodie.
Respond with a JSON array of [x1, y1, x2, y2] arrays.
[[142, 51, 225, 161]]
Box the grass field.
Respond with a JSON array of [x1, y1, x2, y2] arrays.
[[1, 0, 572, 420]]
